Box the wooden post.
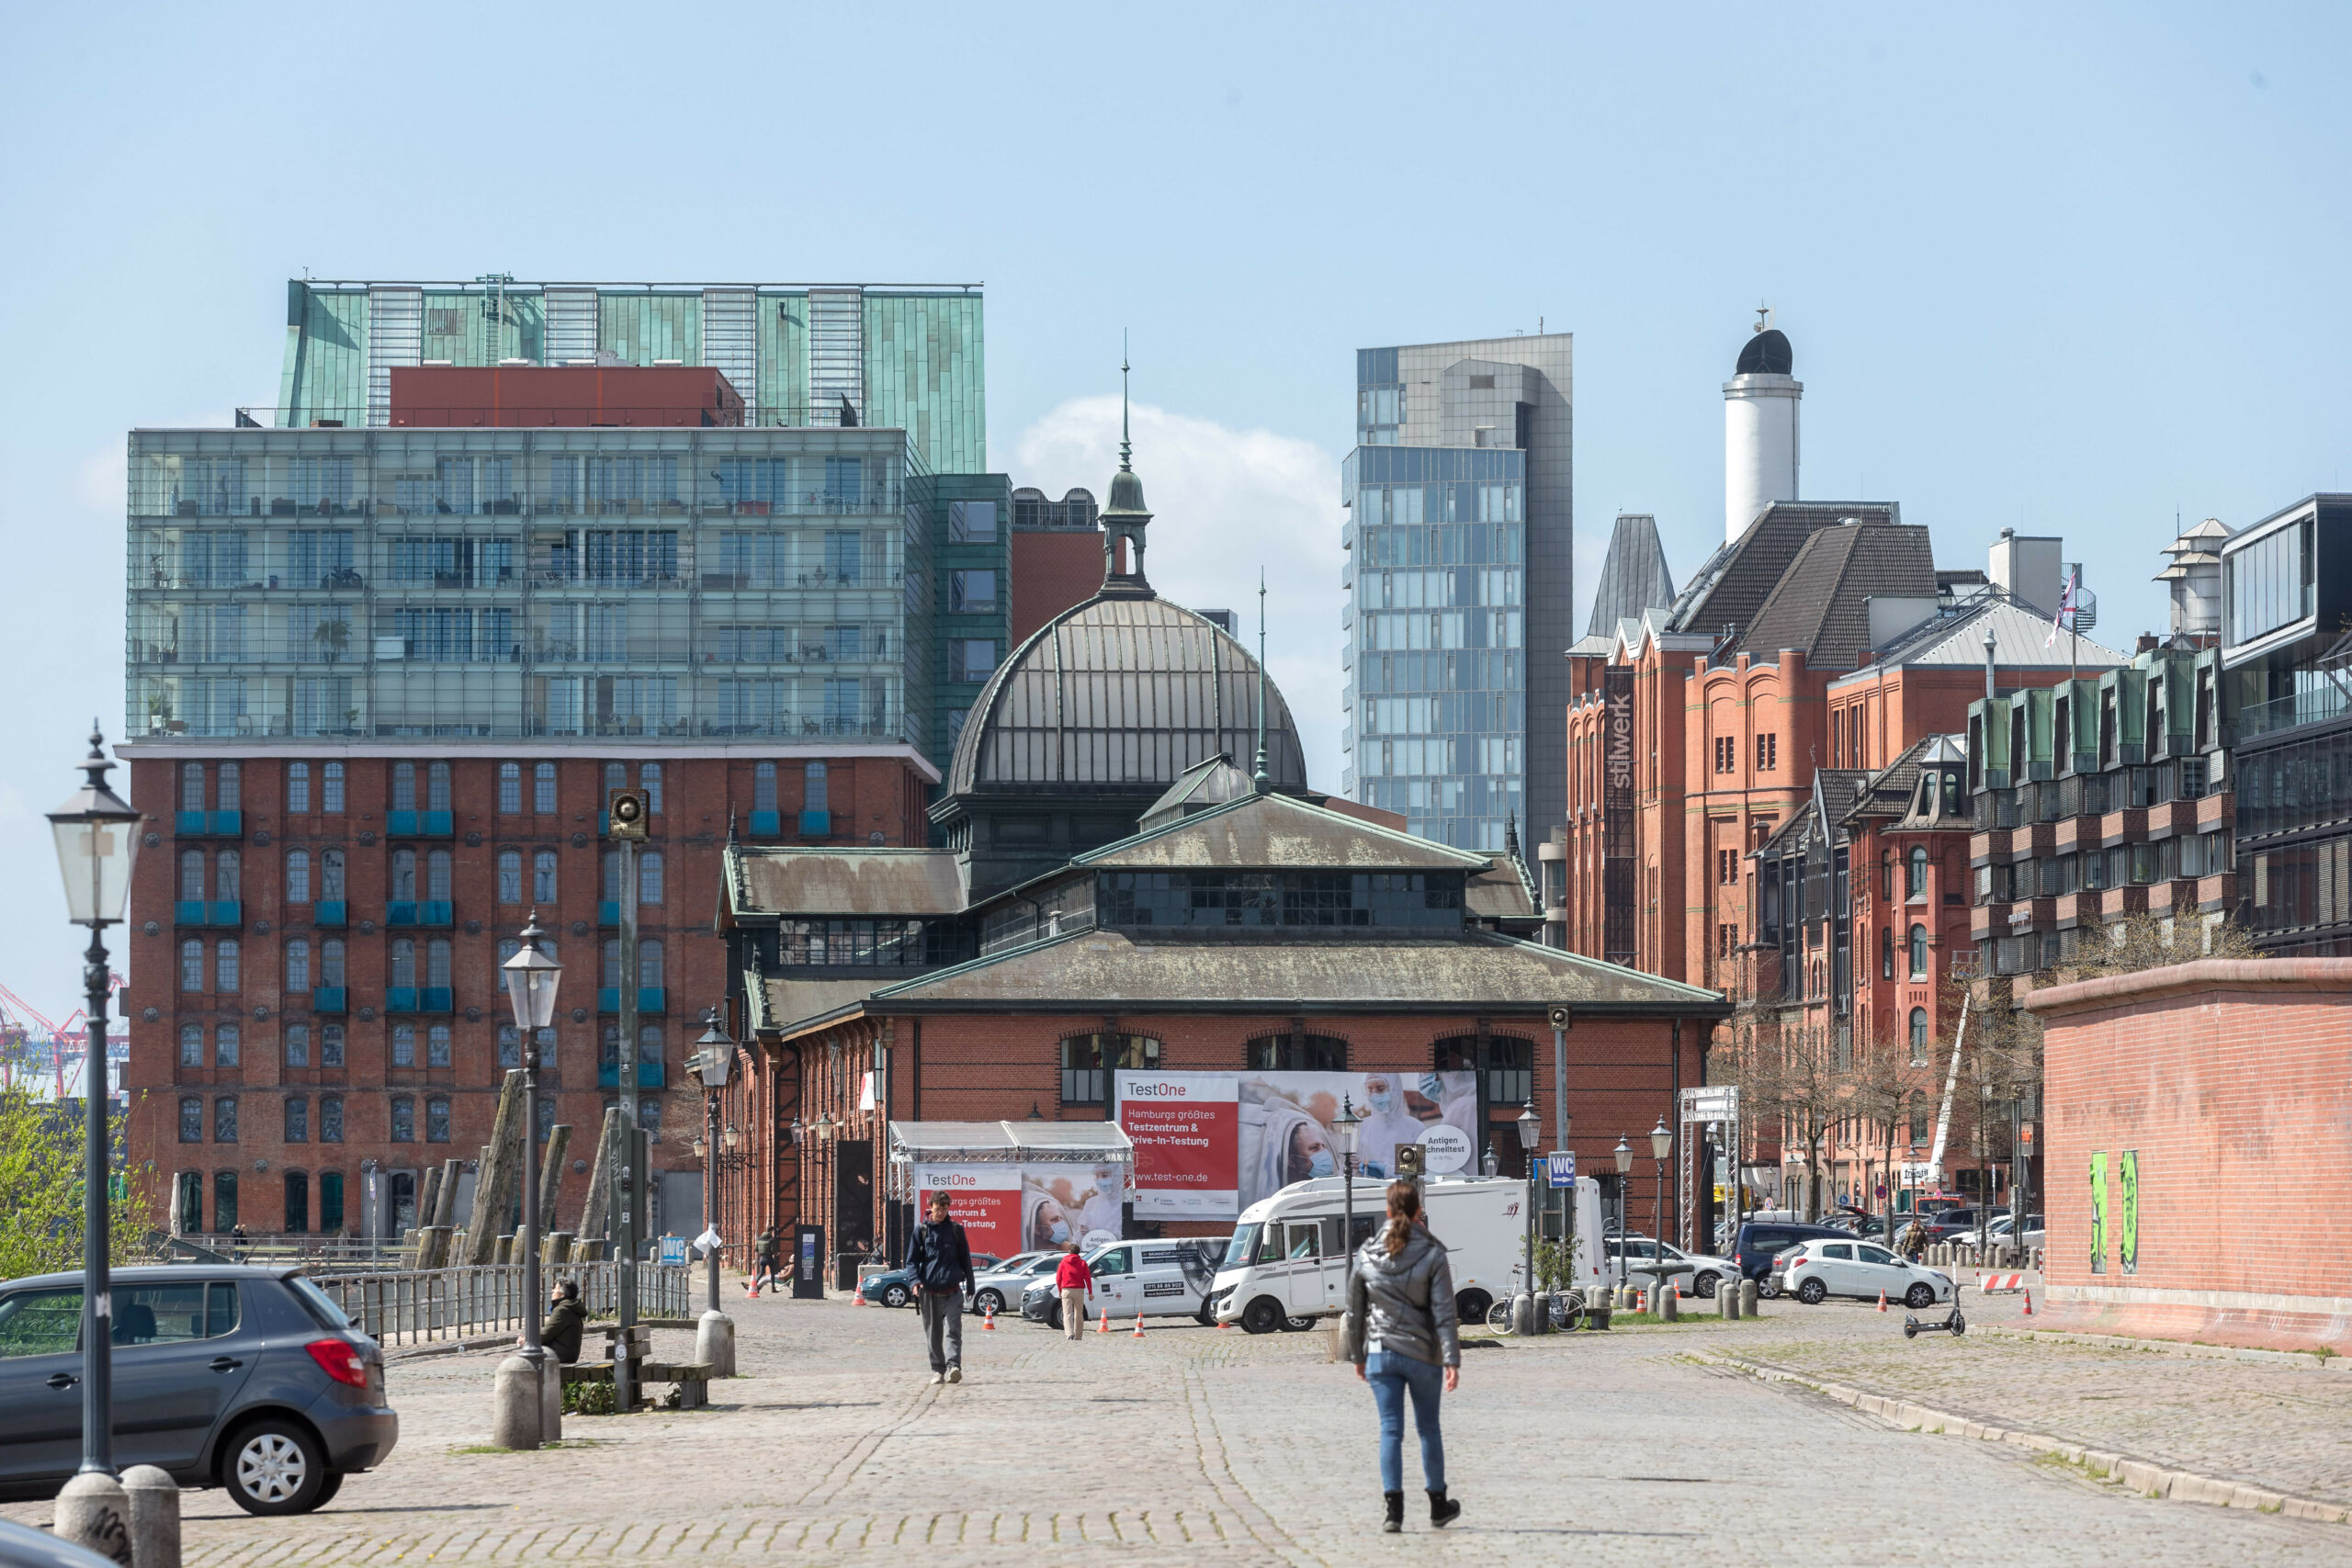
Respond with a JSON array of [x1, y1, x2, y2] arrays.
[[579, 1107, 622, 1252], [418, 1165, 445, 1231], [537, 1124, 572, 1233], [430, 1157, 463, 1229], [466, 1071, 529, 1266]]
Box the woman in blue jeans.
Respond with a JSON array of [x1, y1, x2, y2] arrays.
[[1343, 1179, 1463, 1532]]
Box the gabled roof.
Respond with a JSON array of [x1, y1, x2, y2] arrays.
[[727, 845, 967, 920], [1464, 855, 1538, 921], [1838, 594, 2131, 678], [1755, 769, 1868, 859], [1073, 785, 1489, 873], [1669, 502, 1898, 640], [1587, 513, 1678, 637], [753, 925, 1724, 1038], [1738, 521, 1936, 669], [1137, 752, 1257, 831]]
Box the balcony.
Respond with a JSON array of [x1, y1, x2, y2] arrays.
[[597, 1061, 668, 1090], [384, 987, 455, 1015], [2236, 684, 2352, 742], [598, 986, 667, 1015], [385, 810, 455, 838], [384, 901, 454, 928], [799, 810, 831, 837], [313, 987, 347, 1015], [748, 810, 782, 836], [314, 900, 346, 929], [175, 810, 243, 837], [175, 900, 242, 926]]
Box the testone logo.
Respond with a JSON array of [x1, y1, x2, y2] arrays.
[[1126, 1082, 1193, 1098]]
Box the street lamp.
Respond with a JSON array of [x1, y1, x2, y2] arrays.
[[1514, 1101, 1541, 1332], [500, 911, 561, 1445], [1612, 1137, 1634, 1287], [1332, 1098, 1362, 1299], [44, 727, 141, 1514], [1649, 1118, 1673, 1271], [689, 1010, 735, 1321]]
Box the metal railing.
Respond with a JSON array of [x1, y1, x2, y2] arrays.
[[308, 1261, 693, 1347], [2235, 685, 2352, 741]]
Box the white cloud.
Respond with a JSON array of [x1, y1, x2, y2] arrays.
[[1006, 397, 1349, 790]]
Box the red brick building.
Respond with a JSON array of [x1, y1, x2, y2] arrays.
[[2026, 957, 2352, 1352], [1008, 486, 1102, 646], [122, 742, 936, 1244]]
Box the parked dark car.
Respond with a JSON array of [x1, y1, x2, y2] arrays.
[[1729, 1221, 1860, 1296], [856, 1254, 1002, 1309], [1920, 1207, 1996, 1242], [0, 1265, 395, 1516]]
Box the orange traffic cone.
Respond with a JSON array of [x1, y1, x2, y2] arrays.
[[1097, 1307, 1110, 1334], [1876, 1290, 1888, 1313], [982, 1306, 996, 1331], [1131, 1312, 1146, 1338], [2022, 1290, 2034, 1316]]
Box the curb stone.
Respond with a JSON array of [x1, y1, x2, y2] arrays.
[[1977, 1323, 2352, 1371], [1698, 1350, 2348, 1525]]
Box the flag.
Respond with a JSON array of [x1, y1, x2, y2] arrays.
[[2045, 569, 2079, 648]]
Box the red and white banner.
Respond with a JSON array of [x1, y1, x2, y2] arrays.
[[910, 1165, 1023, 1259], [1117, 1074, 1239, 1220]]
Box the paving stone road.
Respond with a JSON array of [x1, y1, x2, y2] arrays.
[[8, 1279, 2347, 1563]]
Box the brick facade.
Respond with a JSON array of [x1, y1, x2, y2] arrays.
[[123, 744, 936, 1243], [2025, 957, 2352, 1351], [1009, 530, 1105, 647]]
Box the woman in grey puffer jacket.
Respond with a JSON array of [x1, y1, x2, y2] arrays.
[[1343, 1179, 1462, 1532]]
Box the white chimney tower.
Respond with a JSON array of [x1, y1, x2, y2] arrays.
[[1724, 308, 1801, 543]]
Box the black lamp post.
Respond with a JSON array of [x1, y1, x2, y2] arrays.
[[1612, 1136, 1634, 1288], [1514, 1100, 1540, 1329], [1333, 1097, 1362, 1298], [689, 1010, 735, 1318], [46, 728, 141, 1486], [1649, 1117, 1674, 1263], [500, 913, 561, 1385]]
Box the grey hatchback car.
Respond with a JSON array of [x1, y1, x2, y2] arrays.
[[0, 1265, 396, 1516]]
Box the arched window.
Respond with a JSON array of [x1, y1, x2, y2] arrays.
[[1908, 1008, 1929, 1063], [534, 761, 558, 814], [605, 761, 628, 796], [286, 849, 311, 904], [390, 849, 417, 900], [179, 848, 206, 903], [284, 1024, 311, 1068], [178, 1096, 203, 1143], [1880, 927, 1894, 980], [391, 761, 417, 812], [636, 938, 663, 990], [498, 761, 521, 814], [1880, 849, 1894, 899], [216, 941, 240, 994], [178, 1022, 203, 1066], [1058, 1033, 1160, 1107], [320, 1094, 344, 1141], [425, 849, 451, 901], [805, 761, 829, 814], [175, 1171, 203, 1232], [754, 761, 777, 812], [425, 1097, 451, 1143], [602, 938, 622, 989], [390, 1024, 415, 1066], [497, 850, 522, 904], [285, 940, 311, 992], [283, 1170, 310, 1234], [321, 848, 346, 899], [218, 762, 241, 812], [1908, 923, 1928, 979], [212, 1170, 238, 1231], [213, 1097, 238, 1143], [639, 761, 662, 813], [1245, 1032, 1350, 1071], [322, 761, 345, 813], [181, 762, 206, 812], [640, 851, 664, 906], [319, 1170, 345, 1231], [1906, 846, 1929, 900], [427, 1024, 451, 1067], [533, 850, 558, 902], [1907, 1089, 1929, 1145], [426, 761, 450, 811], [320, 940, 345, 987], [287, 761, 311, 815], [390, 939, 417, 987], [422, 937, 445, 987], [389, 1097, 414, 1142], [181, 939, 205, 991], [284, 1097, 309, 1144], [603, 848, 625, 903], [215, 849, 241, 902]]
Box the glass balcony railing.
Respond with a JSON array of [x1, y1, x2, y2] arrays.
[[386, 810, 455, 837], [313, 900, 346, 929], [597, 1062, 668, 1090], [598, 986, 667, 1015], [799, 810, 831, 836], [385, 987, 418, 1012], [174, 900, 241, 926], [384, 900, 454, 928], [748, 810, 782, 836], [313, 986, 346, 1014], [175, 810, 243, 837], [2234, 685, 2352, 741]]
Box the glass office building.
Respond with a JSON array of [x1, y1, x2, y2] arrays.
[[1340, 337, 1572, 851]]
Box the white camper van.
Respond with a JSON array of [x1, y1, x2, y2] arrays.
[[1210, 1175, 1607, 1334]]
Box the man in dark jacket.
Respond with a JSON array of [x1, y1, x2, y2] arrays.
[[905, 1192, 975, 1383], [537, 1280, 586, 1365]]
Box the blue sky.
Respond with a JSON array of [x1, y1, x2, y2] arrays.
[[1, 4, 2346, 1018]]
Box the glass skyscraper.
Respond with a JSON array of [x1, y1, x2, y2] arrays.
[[1341, 336, 1572, 851]]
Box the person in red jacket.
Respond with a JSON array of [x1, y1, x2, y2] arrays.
[[1055, 1241, 1094, 1341]]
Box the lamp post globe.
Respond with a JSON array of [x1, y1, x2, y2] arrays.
[[1649, 1117, 1673, 1264], [45, 727, 141, 1493], [499, 913, 561, 1409], [1613, 1136, 1633, 1175]]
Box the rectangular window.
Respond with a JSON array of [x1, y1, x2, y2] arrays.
[[427, 1025, 451, 1067], [213, 1097, 238, 1143], [498, 761, 521, 814], [390, 1097, 413, 1143], [534, 762, 557, 814], [320, 1095, 344, 1142], [950, 639, 998, 682], [179, 1023, 203, 1066], [390, 1025, 415, 1067], [285, 1098, 308, 1144], [286, 851, 311, 904], [285, 940, 311, 992], [322, 762, 345, 813], [950, 570, 999, 612], [1757, 733, 1778, 771], [285, 1024, 311, 1068], [640, 762, 662, 813], [216, 942, 240, 994], [287, 762, 311, 814], [179, 1096, 202, 1143], [948, 500, 998, 542], [426, 1098, 451, 1143]]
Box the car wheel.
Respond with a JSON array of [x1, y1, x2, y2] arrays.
[[221, 1417, 330, 1517], [1455, 1290, 1492, 1325], [1279, 1314, 1313, 1332], [1196, 1307, 1216, 1327], [311, 1471, 345, 1509], [1796, 1278, 1826, 1305], [1692, 1272, 1719, 1299], [1905, 1282, 1935, 1310], [1047, 1303, 1064, 1330], [977, 1290, 1003, 1314], [1240, 1296, 1284, 1335], [1758, 1279, 1781, 1300], [882, 1284, 910, 1309]]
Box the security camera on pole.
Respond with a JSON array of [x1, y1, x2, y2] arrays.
[[606, 786, 650, 1412]]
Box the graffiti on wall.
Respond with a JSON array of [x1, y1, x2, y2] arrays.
[[2119, 1149, 2139, 1275], [2088, 1151, 2109, 1275]]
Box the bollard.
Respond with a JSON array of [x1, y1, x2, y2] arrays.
[[538, 1352, 563, 1441], [121, 1465, 182, 1568], [697, 1309, 738, 1378], [1739, 1278, 1759, 1317], [1512, 1292, 1534, 1336], [1723, 1279, 1741, 1319], [55, 1472, 132, 1565], [1660, 1286, 1679, 1322], [492, 1353, 543, 1450]]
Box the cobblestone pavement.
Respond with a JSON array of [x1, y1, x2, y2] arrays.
[[7, 1279, 2346, 1563]]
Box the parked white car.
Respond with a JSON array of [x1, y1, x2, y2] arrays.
[[1985, 1214, 2045, 1249], [969, 1251, 1059, 1315], [1021, 1237, 1227, 1328], [1774, 1238, 1955, 1308], [1603, 1235, 1740, 1300]]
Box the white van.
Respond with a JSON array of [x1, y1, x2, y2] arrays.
[[1210, 1175, 1607, 1334], [1018, 1236, 1227, 1328]]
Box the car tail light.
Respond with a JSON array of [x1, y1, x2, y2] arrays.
[[307, 1337, 369, 1388]]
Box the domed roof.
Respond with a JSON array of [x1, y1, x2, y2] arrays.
[[947, 594, 1308, 797], [1735, 328, 1793, 377]]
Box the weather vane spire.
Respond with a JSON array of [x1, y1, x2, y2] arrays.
[[1119, 330, 1132, 472], [1253, 569, 1271, 792]]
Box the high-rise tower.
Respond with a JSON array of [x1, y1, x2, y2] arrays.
[[1724, 310, 1801, 543]]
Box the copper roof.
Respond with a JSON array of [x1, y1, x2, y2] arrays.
[[728, 846, 967, 919]]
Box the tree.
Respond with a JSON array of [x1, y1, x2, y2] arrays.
[[0, 1086, 150, 1281], [1841, 1032, 1939, 1254]]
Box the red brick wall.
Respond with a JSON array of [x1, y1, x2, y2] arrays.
[[123, 747, 934, 1241], [2027, 958, 2352, 1349], [1010, 531, 1104, 647]]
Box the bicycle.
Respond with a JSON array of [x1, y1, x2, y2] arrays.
[[1483, 1288, 1585, 1334]]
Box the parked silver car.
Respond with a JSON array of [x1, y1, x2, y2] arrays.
[[969, 1251, 1060, 1315], [0, 1265, 396, 1516]]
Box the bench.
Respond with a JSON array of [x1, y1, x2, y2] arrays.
[[556, 1325, 711, 1409]]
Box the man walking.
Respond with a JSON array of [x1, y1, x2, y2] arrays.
[[906, 1192, 976, 1384], [1056, 1240, 1094, 1340]]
